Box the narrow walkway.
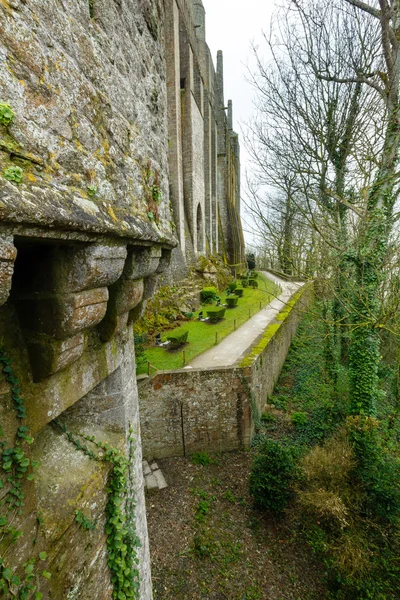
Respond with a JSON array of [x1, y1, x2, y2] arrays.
[[185, 271, 303, 369]]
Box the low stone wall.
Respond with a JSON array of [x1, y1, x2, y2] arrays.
[[138, 283, 314, 459]]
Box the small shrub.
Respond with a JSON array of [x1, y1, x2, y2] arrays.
[[227, 280, 237, 292], [0, 102, 15, 126], [250, 271, 259, 279], [234, 287, 244, 297], [249, 439, 297, 514], [226, 295, 238, 308], [249, 279, 258, 288], [291, 411, 308, 426], [3, 165, 23, 184], [166, 330, 188, 348], [191, 451, 213, 466], [206, 307, 226, 322], [200, 286, 218, 302], [242, 279, 249, 288], [134, 333, 147, 366]]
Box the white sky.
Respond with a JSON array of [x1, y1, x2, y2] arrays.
[[201, 0, 276, 244]]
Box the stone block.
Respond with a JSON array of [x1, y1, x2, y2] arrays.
[[17, 288, 109, 338], [0, 237, 17, 306], [26, 333, 85, 381], [145, 473, 158, 491], [156, 248, 172, 274], [153, 469, 167, 489], [112, 279, 144, 316], [124, 246, 162, 280], [57, 244, 127, 293], [142, 461, 152, 476]]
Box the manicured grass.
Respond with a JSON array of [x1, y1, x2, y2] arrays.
[[137, 273, 281, 374]]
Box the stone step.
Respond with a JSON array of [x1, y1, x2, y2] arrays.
[[143, 460, 168, 492]]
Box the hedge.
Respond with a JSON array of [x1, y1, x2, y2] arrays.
[[206, 307, 226, 322], [166, 330, 189, 348], [226, 295, 238, 308]]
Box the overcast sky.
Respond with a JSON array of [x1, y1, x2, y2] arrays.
[[201, 0, 276, 244], [202, 0, 275, 133]]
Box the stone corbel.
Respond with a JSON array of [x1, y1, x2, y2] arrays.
[[99, 245, 172, 340], [0, 236, 17, 307], [15, 243, 127, 380]]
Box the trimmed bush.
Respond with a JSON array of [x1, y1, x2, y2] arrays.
[[227, 280, 237, 292], [200, 286, 218, 302], [242, 279, 249, 288], [206, 307, 226, 322], [250, 271, 259, 278], [249, 439, 297, 514], [226, 295, 238, 308], [249, 279, 258, 288], [166, 330, 188, 348], [234, 287, 244, 297]]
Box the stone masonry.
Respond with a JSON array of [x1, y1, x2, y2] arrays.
[[165, 0, 245, 272], [138, 284, 314, 460], [0, 0, 245, 598]]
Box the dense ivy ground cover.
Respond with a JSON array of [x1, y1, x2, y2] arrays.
[[250, 304, 400, 600], [136, 273, 280, 373]]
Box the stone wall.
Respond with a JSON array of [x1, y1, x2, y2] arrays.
[[138, 284, 314, 459], [165, 0, 245, 272], [0, 0, 177, 597]]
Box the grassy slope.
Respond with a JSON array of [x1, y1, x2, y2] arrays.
[[137, 273, 281, 374]]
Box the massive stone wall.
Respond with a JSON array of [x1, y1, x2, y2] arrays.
[[165, 0, 245, 274], [0, 0, 176, 598], [138, 284, 314, 459]]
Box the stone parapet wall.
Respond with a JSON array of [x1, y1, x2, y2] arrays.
[[138, 284, 314, 459]]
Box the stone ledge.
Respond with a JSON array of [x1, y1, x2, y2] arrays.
[[0, 180, 178, 248]]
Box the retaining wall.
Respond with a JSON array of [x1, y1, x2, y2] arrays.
[[138, 283, 314, 459]]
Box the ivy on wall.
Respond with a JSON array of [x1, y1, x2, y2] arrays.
[[0, 347, 49, 599], [0, 346, 141, 600]]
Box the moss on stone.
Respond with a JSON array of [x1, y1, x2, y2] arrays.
[[239, 283, 312, 368], [240, 323, 281, 368]]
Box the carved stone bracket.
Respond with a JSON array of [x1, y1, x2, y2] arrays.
[[13, 243, 126, 380], [6, 239, 171, 380]]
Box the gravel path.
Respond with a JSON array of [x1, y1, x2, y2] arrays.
[[185, 272, 303, 369]]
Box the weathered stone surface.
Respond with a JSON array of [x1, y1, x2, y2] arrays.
[[113, 279, 145, 316], [124, 246, 162, 280], [56, 244, 128, 293], [0, 0, 176, 249], [0, 236, 17, 306], [26, 333, 85, 381], [153, 469, 168, 489], [17, 288, 108, 338]]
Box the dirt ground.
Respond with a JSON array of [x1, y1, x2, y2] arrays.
[[146, 451, 328, 600]]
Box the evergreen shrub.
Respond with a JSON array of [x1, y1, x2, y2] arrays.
[[166, 330, 188, 348], [249, 439, 297, 513], [206, 307, 226, 322], [200, 286, 218, 303], [226, 295, 238, 308]]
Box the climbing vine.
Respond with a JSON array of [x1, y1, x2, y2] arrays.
[[0, 347, 49, 599], [54, 421, 141, 599], [0, 346, 141, 599]]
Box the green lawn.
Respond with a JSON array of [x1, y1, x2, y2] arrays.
[[137, 273, 281, 374]]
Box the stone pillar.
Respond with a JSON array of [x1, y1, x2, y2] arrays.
[[192, 0, 206, 41], [227, 99, 233, 131], [165, 0, 186, 253]]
